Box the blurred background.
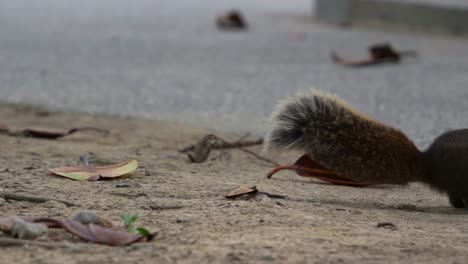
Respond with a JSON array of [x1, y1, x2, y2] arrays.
[[0, 0, 467, 148]]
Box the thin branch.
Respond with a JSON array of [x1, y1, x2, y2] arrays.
[[178, 137, 264, 153], [0, 193, 78, 207], [0, 237, 69, 249], [210, 135, 279, 166]]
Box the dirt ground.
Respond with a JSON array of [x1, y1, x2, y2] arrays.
[[0, 102, 467, 264]]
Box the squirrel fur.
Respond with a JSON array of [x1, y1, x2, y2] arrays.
[[265, 89, 468, 208]]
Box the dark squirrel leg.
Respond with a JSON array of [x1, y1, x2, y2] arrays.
[[449, 195, 466, 209], [449, 197, 464, 208]]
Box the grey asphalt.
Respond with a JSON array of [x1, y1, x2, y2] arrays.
[[0, 0, 467, 149]]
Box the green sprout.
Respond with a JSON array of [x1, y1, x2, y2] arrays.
[[120, 214, 150, 237]]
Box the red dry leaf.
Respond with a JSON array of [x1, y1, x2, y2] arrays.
[[1, 216, 152, 246], [266, 155, 373, 187], [63, 220, 149, 246], [32, 218, 152, 246]]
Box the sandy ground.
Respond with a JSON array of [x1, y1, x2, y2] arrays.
[[0, 102, 468, 264]]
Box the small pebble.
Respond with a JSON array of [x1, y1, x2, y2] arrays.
[[11, 218, 48, 239], [254, 194, 272, 203], [260, 249, 275, 261], [73, 211, 112, 227], [41, 200, 67, 209], [73, 211, 99, 224]]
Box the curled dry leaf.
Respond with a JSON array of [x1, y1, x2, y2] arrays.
[[226, 186, 287, 201], [332, 43, 417, 67], [35, 218, 152, 246], [1, 216, 152, 246], [216, 10, 248, 30], [226, 185, 258, 199], [22, 127, 109, 139], [63, 220, 150, 246], [266, 155, 373, 187], [49, 159, 138, 181]]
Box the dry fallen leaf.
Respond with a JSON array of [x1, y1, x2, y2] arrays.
[[0, 124, 109, 139], [216, 10, 248, 30], [0, 217, 153, 246], [332, 43, 417, 67], [62, 220, 150, 246], [267, 155, 373, 187], [226, 186, 258, 199], [49, 159, 138, 181], [22, 127, 109, 139]]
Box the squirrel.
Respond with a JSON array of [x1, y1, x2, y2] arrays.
[[264, 89, 468, 209]]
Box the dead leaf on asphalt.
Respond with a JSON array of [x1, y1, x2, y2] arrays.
[[216, 10, 248, 30], [332, 43, 418, 67]]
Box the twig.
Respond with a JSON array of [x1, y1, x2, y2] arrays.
[[140, 193, 184, 211], [178, 137, 264, 153], [259, 192, 287, 199], [149, 205, 184, 210], [210, 135, 279, 166], [109, 191, 184, 210], [0, 237, 69, 249], [0, 193, 78, 207], [108, 192, 146, 198]]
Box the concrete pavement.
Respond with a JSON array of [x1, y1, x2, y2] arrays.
[[0, 0, 467, 149]]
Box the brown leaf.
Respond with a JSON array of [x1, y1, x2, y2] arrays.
[[36, 218, 152, 246], [88, 223, 149, 245], [266, 155, 373, 187], [22, 127, 109, 139], [1, 217, 152, 246], [226, 185, 258, 199], [216, 10, 248, 30], [48, 159, 138, 181], [61, 220, 149, 246], [331, 43, 417, 68]]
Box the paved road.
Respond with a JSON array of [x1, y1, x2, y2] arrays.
[[0, 0, 467, 149]]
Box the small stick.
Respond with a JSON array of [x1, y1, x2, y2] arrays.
[[108, 192, 146, 198], [258, 192, 287, 199], [0, 237, 69, 249], [0, 193, 78, 207], [178, 138, 264, 153], [210, 135, 279, 166]]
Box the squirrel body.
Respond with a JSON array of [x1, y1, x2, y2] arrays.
[[265, 89, 468, 208]]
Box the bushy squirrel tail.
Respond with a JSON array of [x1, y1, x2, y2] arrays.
[[264, 89, 423, 184], [264, 89, 375, 153]]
